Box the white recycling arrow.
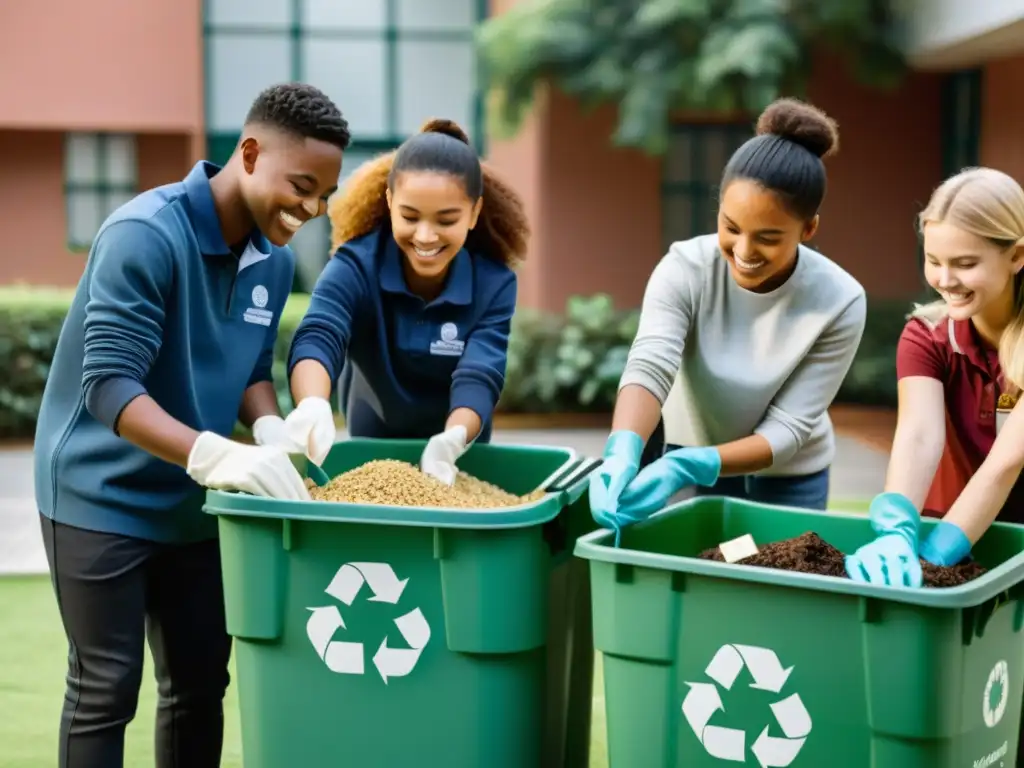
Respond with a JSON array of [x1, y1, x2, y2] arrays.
[[373, 607, 431, 684], [325, 562, 409, 606], [682, 644, 811, 766], [305, 606, 365, 675], [735, 645, 794, 693], [306, 562, 429, 682], [682, 683, 746, 761], [751, 728, 805, 768]]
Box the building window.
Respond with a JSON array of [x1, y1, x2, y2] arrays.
[[204, 0, 487, 289], [64, 133, 138, 250], [661, 124, 753, 251], [941, 68, 982, 177], [204, 0, 484, 143], [653, 122, 754, 451]]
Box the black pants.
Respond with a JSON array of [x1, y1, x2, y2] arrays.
[[40, 515, 233, 768]]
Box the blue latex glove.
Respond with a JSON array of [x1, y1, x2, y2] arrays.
[[588, 430, 644, 536], [920, 521, 972, 567], [845, 492, 923, 588], [615, 446, 722, 523]]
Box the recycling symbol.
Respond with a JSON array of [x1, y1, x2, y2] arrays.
[[983, 659, 1009, 728], [305, 562, 431, 684], [682, 644, 812, 767]]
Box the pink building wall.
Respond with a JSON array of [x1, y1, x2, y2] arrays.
[[0, 0, 204, 287], [0, 0, 203, 133], [489, 57, 945, 311], [0, 132, 193, 286]]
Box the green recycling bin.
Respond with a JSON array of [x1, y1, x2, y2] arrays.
[[574, 497, 1024, 768], [204, 438, 600, 768]]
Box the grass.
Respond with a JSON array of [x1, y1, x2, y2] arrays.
[[0, 575, 607, 768], [0, 499, 868, 767]]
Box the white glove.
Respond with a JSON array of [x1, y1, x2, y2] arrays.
[[284, 396, 336, 466], [420, 425, 468, 486], [251, 414, 304, 452], [186, 431, 311, 501]]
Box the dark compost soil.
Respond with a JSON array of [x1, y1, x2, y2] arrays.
[[698, 532, 986, 588]]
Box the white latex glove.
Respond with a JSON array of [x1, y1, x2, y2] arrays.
[[420, 425, 468, 486], [186, 431, 311, 501], [251, 414, 304, 452], [283, 396, 336, 466]]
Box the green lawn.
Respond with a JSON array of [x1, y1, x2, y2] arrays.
[[0, 500, 868, 767], [0, 575, 609, 768]]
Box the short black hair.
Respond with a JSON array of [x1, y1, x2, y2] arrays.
[[244, 82, 351, 152], [388, 118, 482, 200], [721, 98, 839, 221]]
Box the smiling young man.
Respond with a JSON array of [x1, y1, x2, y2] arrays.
[[33, 83, 349, 768]]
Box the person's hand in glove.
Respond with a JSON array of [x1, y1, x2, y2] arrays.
[[251, 414, 305, 453], [616, 446, 722, 523], [920, 520, 972, 567], [186, 431, 311, 501], [845, 492, 923, 587], [284, 396, 336, 466], [588, 430, 644, 532], [420, 425, 469, 486]]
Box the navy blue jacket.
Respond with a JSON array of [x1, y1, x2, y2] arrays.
[[288, 229, 517, 441], [34, 161, 294, 542]]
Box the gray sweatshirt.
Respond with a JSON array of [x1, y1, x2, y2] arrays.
[[620, 234, 867, 476]]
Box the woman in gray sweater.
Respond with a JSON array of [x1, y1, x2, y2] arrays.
[[590, 98, 867, 532]]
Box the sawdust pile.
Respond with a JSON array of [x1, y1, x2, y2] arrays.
[[306, 459, 545, 509]]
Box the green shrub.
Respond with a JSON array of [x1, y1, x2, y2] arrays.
[[0, 287, 909, 440]]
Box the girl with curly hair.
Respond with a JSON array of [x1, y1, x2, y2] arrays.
[[284, 118, 530, 483]]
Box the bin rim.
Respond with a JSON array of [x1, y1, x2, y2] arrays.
[[204, 490, 564, 529], [572, 501, 1024, 609], [203, 444, 591, 530]]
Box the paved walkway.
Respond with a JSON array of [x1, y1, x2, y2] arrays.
[[0, 430, 887, 576]]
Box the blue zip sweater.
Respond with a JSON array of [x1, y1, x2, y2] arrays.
[[288, 229, 517, 441], [34, 161, 294, 543]]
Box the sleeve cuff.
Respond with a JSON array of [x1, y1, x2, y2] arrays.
[[288, 344, 337, 380], [753, 419, 798, 466], [84, 377, 148, 433], [247, 365, 274, 387], [618, 369, 671, 404], [450, 381, 496, 425]]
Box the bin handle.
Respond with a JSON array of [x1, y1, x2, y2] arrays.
[[541, 456, 602, 506]]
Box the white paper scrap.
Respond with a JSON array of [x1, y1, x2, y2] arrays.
[[718, 534, 759, 563]]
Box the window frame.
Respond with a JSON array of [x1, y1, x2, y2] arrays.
[[202, 0, 487, 152], [202, 0, 488, 287], [940, 68, 982, 179], [64, 132, 138, 252], [661, 122, 754, 252]]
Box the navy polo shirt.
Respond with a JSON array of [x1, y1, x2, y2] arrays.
[[34, 161, 294, 543], [288, 228, 517, 440]]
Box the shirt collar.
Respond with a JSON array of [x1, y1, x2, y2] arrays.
[[947, 317, 997, 372], [183, 161, 272, 258], [379, 236, 474, 306]]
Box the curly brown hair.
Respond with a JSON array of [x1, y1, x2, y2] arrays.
[[327, 119, 531, 267]]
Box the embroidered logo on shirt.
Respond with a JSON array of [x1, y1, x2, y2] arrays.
[[244, 284, 273, 327], [430, 322, 465, 356]]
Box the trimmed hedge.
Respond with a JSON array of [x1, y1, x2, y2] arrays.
[[0, 287, 908, 439]]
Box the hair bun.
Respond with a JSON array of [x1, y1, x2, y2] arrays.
[[756, 98, 839, 159], [419, 118, 470, 145]]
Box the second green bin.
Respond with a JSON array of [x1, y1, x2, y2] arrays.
[[575, 497, 1024, 768], [205, 438, 600, 768]]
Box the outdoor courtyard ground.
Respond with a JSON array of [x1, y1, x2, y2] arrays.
[[0, 421, 886, 767]]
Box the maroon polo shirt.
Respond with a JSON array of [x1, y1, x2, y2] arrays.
[[896, 316, 1024, 523]]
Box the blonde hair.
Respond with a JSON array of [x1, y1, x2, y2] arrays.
[[910, 167, 1024, 386]]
